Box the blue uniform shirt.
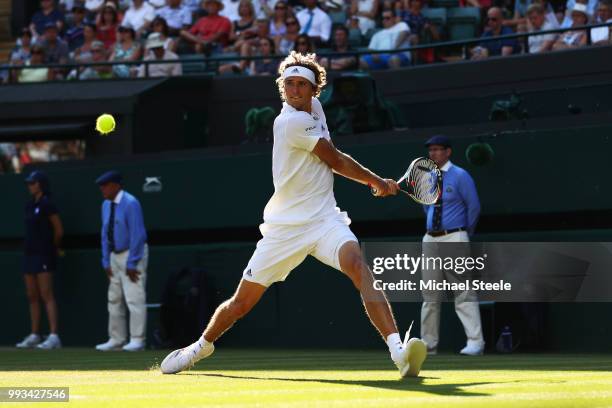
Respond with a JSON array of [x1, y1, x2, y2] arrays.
[[24, 195, 58, 256], [101, 190, 147, 270], [424, 161, 481, 236]]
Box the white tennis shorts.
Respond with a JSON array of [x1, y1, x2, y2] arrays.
[[242, 211, 358, 287]]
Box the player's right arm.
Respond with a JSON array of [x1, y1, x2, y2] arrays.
[[312, 138, 397, 197], [285, 112, 396, 196]]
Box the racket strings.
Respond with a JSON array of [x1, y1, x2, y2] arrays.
[[407, 159, 440, 204]]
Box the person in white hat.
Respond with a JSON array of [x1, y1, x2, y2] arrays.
[[159, 51, 428, 379], [553, 2, 589, 49], [137, 32, 182, 77]]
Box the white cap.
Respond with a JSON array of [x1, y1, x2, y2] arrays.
[[282, 65, 316, 86], [572, 3, 588, 16]]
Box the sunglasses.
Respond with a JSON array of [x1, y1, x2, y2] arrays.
[[286, 20, 297, 25], [276, 5, 287, 9]]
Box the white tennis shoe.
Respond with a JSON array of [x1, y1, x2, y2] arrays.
[[160, 341, 214, 374], [16, 333, 41, 348], [37, 334, 62, 350], [394, 324, 427, 378]]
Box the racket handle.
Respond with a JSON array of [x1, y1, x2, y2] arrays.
[[368, 183, 378, 195]]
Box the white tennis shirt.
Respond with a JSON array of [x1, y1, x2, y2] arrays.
[[262, 97, 339, 226]]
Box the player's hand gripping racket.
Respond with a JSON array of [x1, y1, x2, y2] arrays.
[[371, 157, 442, 205]]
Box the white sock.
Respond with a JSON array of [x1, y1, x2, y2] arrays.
[[386, 332, 404, 362], [190, 335, 212, 353]]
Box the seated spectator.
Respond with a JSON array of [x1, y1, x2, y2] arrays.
[[319, 26, 358, 71], [249, 37, 279, 75], [110, 26, 142, 77], [37, 23, 70, 64], [350, 0, 379, 35], [180, 0, 232, 54], [97, 2, 120, 49], [293, 33, 316, 53], [526, 3, 557, 52], [360, 10, 411, 69], [151, 16, 177, 51], [403, 0, 439, 43], [138, 33, 182, 77], [225, 0, 257, 52], [66, 4, 87, 51], [80, 41, 113, 79], [10, 28, 34, 65], [472, 7, 519, 59], [221, 0, 264, 21], [561, 0, 596, 28], [296, 0, 332, 46], [275, 16, 300, 54], [269, 1, 288, 38], [531, 0, 562, 27], [156, 0, 193, 36], [219, 17, 269, 72], [121, 0, 155, 38], [74, 23, 98, 62], [553, 3, 589, 49], [30, 0, 65, 39], [591, 0, 612, 44], [18, 45, 53, 83]]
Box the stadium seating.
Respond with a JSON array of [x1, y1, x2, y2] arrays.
[[447, 7, 482, 42], [430, 0, 460, 8], [421, 7, 448, 38]]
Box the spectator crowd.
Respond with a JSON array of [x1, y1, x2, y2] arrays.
[[1, 0, 611, 84], [0, 141, 86, 174]]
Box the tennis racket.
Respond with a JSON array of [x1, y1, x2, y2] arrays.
[[371, 157, 442, 205]]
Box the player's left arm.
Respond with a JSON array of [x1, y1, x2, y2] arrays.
[[312, 138, 398, 196], [458, 171, 481, 236]]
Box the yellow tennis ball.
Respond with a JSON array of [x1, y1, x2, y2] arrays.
[[96, 113, 116, 135]]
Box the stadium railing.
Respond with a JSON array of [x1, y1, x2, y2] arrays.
[[1, 21, 611, 82]]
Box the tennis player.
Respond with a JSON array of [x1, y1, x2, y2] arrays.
[[161, 51, 427, 377]]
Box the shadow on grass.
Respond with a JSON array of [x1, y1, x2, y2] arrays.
[[189, 372, 492, 397], [1, 348, 612, 372]]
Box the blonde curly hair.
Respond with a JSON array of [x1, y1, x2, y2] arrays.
[[276, 51, 327, 101]]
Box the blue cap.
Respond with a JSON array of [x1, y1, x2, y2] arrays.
[[95, 170, 122, 185], [25, 170, 48, 184], [25, 170, 51, 193], [424, 135, 451, 148]]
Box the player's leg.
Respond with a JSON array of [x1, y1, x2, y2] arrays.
[[337, 241, 427, 377], [161, 230, 309, 374], [203, 279, 267, 342], [338, 241, 398, 338], [311, 219, 426, 377], [160, 278, 267, 374]]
